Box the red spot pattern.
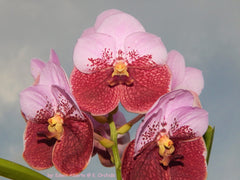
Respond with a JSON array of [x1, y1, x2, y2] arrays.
[[122, 138, 207, 180]]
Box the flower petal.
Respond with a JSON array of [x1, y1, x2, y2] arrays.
[[51, 85, 84, 120], [122, 138, 207, 180], [49, 49, 60, 66], [73, 33, 116, 73], [30, 58, 45, 81], [166, 50, 185, 89], [121, 64, 171, 114], [175, 67, 204, 95], [52, 118, 93, 175], [23, 121, 54, 170], [122, 140, 169, 180], [169, 106, 208, 138], [134, 109, 162, 155], [134, 90, 195, 154], [94, 9, 123, 30], [70, 67, 120, 115], [125, 32, 168, 64], [20, 85, 55, 123], [170, 137, 207, 179], [96, 13, 145, 50], [38, 62, 70, 91]]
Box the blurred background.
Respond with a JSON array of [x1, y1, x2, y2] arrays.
[[0, 0, 239, 179]]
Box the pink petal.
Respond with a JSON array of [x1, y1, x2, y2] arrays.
[[169, 106, 208, 138], [38, 62, 70, 91], [23, 121, 54, 170], [175, 67, 204, 95], [20, 86, 55, 123], [125, 32, 168, 64], [52, 118, 93, 175], [49, 49, 60, 66], [81, 27, 95, 37], [94, 9, 123, 30], [121, 64, 171, 114], [134, 109, 162, 155], [166, 50, 185, 89], [148, 90, 195, 123], [51, 85, 84, 120], [134, 90, 195, 154], [170, 137, 207, 179], [73, 33, 116, 73], [96, 13, 145, 50], [70, 67, 120, 115], [30, 58, 45, 81]]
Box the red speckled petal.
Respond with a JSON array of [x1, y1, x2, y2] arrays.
[[122, 140, 169, 180], [52, 117, 93, 175], [121, 140, 135, 180], [170, 137, 207, 180], [121, 64, 171, 113], [70, 67, 120, 115], [122, 138, 207, 180], [23, 121, 54, 170]]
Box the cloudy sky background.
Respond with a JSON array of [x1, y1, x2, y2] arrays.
[[0, 0, 239, 179]]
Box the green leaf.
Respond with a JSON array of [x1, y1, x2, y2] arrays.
[[203, 125, 215, 164], [0, 158, 50, 180]]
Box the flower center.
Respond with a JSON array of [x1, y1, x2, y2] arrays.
[[47, 114, 64, 140], [112, 60, 129, 77], [157, 135, 175, 166]]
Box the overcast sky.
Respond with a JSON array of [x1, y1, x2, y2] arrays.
[[0, 0, 240, 179]]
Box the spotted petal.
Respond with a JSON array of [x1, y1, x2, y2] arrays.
[[169, 106, 208, 139], [125, 32, 167, 64], [134, 90, 194, 154], [51, 85, 84, 120], [70, 67, 120, 115], [52, 117, 93, 175], [23, 121, 54, 170], [73, 33, 116, 73], [121, 64, 171, 114], [122, 138, 207, 180], [20, 85, 55, 123]]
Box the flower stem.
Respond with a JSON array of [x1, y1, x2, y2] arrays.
[[108, 114, 122, 180]]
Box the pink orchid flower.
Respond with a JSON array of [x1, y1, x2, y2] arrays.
[[90, 110, 130, 167], [20, 50, 93, 175], [70, 9, 171, 115], [122, 89, 208, 180]]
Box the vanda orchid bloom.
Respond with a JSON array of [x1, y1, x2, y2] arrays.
[[20, 50, 93, 175], [70, 9, 171, 115], [122, 90, 208, 180]]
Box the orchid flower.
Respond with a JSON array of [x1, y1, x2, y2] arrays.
[[70, 9, 171, 115], [90, 110, 130, 167], [121, 90, 208, 180], [20, 50, 93, 175]]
